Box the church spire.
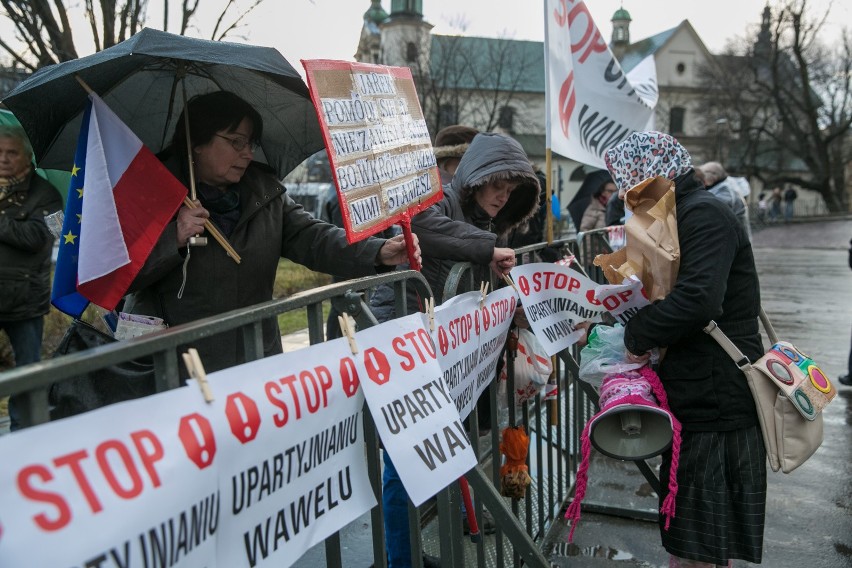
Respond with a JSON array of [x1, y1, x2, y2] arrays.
[[364, 0, 388, 25], [389, 0, 423, 20], [611, 5, 631, 46], [755, 4, 772, 59]]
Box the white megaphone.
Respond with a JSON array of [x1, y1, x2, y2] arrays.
[[588, 373, 675, 460], [588, 404, 673, 460]]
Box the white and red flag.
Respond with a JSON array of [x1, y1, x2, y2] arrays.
[[544, 0, 656, 167], [76, 94, 186, 310]]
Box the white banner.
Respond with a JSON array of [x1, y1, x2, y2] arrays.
[[356, 313, 476, 506], [430, 287, 518, 420], [593, 275, 651, 325], [0, 388, 218, 568], [0, 340, 375, 568], [511, 262, 607, 355], [544, 0, 656, 166], [210, 338, 375, 568]]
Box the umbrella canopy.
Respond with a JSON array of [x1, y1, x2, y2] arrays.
[[2, 28, 323, 179], [567, 169, 611, 231]]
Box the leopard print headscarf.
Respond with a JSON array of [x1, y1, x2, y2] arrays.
[[604, 131, 691, 194]]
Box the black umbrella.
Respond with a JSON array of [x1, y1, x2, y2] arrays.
[[567, 169, 611, 231], [2, 28, 322, 179]]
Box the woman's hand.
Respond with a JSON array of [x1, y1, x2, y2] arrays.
[[574, 320, 593, 348], [490, 247, 516, 276], [377, 233, 421, 266], [625, 349, 651, 365], [176, 200, 209, 247]]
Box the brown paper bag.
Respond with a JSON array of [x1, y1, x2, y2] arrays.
[[593, 176, 680, 300]]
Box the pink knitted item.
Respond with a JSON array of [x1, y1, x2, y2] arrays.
[[564, 366, 682, 540]]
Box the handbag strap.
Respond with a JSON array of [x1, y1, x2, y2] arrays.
[[703, 320, 752, 369], [703, 307, 778, 369], [758, 307, 779, 345]]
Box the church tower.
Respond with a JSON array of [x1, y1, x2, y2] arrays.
[[754, 4, 773, 61], [379, 0, 433, 71], [355, 1, 388, 63], [610, 6, 631, 59]]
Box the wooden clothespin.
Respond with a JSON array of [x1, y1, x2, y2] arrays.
[[479, 281, 490, 308], [425, 297, 436, 332], [502, 273, 520, 295], [338, 312, 359, 355], [182, 348, 214, 403]]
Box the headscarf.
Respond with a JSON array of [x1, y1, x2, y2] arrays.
[[604, 131, 692, 194]]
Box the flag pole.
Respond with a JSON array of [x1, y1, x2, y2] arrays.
[[543, 0, 558, 424], [545, 147, 554, 244]]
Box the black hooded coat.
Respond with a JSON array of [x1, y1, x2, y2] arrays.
[[411, 132, 540, 303]]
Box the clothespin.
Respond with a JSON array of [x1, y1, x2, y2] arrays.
[[338, 312, 359, 355], [479, 281, 490, 308], [425, 297, 436, 332], [502, 273, 520, 295], [182, 348, 214, 403]]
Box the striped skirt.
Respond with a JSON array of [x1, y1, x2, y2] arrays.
[[658, 425, 767, 565]]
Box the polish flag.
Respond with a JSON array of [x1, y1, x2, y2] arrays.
[[76, 94, 187, 310]]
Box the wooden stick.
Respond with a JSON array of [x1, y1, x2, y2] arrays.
[[182, 197, 241, 263]]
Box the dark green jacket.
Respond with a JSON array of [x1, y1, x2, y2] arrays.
[[0, 173, 62, 320]]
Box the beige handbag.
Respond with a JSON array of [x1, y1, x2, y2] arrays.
[[704, 309, 836, 473]]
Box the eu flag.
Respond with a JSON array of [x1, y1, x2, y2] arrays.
[[51, 101, 92, 318]]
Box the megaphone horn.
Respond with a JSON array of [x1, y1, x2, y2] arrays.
[[589, 403, 674, 460], [565, 367, 683, 542]]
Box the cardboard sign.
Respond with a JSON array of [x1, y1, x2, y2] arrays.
[[303, 60, 443, 242], [429, 287, 518, 420], [355, 313, 476, 506], [0, 339, 375, 568], [511, 263, 606, 356]]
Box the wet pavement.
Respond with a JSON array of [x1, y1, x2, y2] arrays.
[[546, 217, 852, 567]]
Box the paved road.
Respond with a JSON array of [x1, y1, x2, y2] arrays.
[[548, 218, 852, 567]]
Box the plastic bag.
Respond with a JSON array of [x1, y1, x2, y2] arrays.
[[514, 328, 553, 404], [578, 324, 644, 389]]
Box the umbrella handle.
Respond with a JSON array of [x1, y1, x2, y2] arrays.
[[399, 214, 421, 271]]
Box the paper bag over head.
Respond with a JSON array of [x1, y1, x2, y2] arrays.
[[597, 130, 689, 301], [594, 176, 680, 301]]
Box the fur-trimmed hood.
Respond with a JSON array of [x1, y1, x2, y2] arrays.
[[450, 132, 540, 235]]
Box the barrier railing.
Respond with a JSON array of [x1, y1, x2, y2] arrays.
[[1, 230, 662, 567]]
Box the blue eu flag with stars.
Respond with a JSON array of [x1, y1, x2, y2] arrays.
[[51, 100, 92, 319]]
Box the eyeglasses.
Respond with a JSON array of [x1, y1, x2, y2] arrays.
[[215, 134, 259, 153]]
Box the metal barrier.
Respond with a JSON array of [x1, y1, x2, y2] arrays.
[[435, 238, 584, 567], [0, 231, 661, 567]]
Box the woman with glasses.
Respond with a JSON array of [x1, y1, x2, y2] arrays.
[[124, 91, 418, 374]]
